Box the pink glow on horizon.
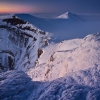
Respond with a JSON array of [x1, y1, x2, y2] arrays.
[[0, 3, 38, 13]]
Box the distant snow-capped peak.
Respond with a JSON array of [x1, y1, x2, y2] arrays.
[[57, 12, 83, 21], [57, 12, 71, 19]]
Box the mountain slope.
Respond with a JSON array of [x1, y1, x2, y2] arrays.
[[0, 33, 100, 100], [0, 14, 100, 100], [0, 15, 49, 72], [27, 33, 100, 81], [27, 33, 100, 100]]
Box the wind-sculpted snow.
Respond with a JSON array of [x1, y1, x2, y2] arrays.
[[0, 65, 100, 100], [0, 70, 34, 100], [28, 66, 100, 100]]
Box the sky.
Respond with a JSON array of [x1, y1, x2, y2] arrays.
[[0, 0, 100, 14]]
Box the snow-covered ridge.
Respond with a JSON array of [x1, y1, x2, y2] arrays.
[[0, 15, 49, 72], [27, 33, 100, 81]]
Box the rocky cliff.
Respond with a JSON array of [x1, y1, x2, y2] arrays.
[[0, 15, 49, 72]]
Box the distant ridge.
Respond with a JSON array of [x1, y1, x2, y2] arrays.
[[57, 12, 82, 21]]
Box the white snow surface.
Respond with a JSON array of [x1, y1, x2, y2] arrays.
[[1, 63, 100, 100], [27, 33, 100, 81], [26, 33, 100, 100], [0, 15, 100, 100]]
